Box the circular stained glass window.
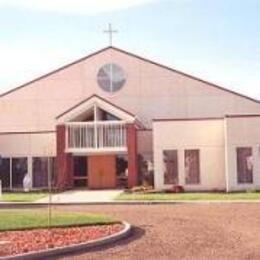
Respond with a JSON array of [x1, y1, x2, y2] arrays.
[[97, 63, 126, 93]]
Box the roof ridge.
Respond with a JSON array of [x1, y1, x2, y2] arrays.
[[110, 46, 260, 104], [56, 93, 136, 120], [0, 46, 113, 98]]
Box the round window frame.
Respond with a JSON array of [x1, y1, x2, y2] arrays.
[[97, 63, 126, 93]]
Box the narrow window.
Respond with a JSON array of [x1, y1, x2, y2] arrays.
[[33, 157, 55, 188], [163, 150, 178, 184], [185, 149, 200, 184], [138, 152, 154, 186], [237, 147, 253, 184], [12, 157, 28, 188], [0, 158, 10, 189], [73, 156, 87, 187]]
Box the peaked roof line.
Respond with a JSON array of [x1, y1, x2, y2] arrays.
[[0, 46, 112, 98], [56, 94, 136, 120], [0, 45, 259, 104], [111, 46, 260, 104]]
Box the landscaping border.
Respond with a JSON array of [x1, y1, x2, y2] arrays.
[[0, 221, 131, 260]]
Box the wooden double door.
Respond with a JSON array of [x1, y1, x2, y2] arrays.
[[88, 155, 116, 189], [73, 155, 117, 189]]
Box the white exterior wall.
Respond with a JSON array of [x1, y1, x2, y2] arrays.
[[225, 116, 260, 191], [0, 133, 56, 157], [0, 47, 260, 191], [1, 48, 260, 133], [153, 119, 226, 191]]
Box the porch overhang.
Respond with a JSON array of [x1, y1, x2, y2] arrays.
[[55, 95, 139, 189], [67, 147, 127, 155]]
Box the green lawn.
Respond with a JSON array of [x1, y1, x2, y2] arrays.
[[0, 192, 48, 202], [0, 209, 117, 231], [116, 191, 260, 201]]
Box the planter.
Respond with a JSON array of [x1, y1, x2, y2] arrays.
[[0, 222, 131, 260]]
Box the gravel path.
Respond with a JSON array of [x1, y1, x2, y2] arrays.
[[55, 204, 260, 260]]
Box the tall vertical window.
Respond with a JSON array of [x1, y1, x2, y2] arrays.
[[12, 158, 28, 188], [0, 158, 10, 189], [116, 155, 128, 188], [33, 157, 55, 188], [237, 147, 253, 184], [138, 152, 154, 186], [185, 149, 200, 184], [163, 150, 178, 184], [73, 156, 87, 187]]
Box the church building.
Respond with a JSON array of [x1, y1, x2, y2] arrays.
[[0, 46, 260, 191]]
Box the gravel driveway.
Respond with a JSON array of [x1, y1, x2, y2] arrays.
[[55, 203, 260, 260]]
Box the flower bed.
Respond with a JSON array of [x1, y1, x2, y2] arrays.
[[0, 224, 123, 257]]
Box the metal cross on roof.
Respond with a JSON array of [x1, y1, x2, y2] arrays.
[[103, 23, 118, 46]]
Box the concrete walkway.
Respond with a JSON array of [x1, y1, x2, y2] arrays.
[[36, 189, 123, 203]]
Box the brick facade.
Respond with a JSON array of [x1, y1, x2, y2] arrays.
[[56, 124, 73, 189], [127, 123, 138, 188], [55, 123, 138, 189]]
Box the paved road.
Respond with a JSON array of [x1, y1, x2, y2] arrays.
[[55, 203, 260, 260]]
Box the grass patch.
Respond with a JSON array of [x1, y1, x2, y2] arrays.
[[0, 192, 48, 202], [116, 191, 260, 201], [0, 209, 117, 231]]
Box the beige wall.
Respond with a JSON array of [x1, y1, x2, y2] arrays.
[[0, 133, 56, 190], [137, 130, 153, 154], [1, 48, 260, 133], [153, 119, 226, 191], [1, 47, 260, 191], [225, 116, 260, 191], [0, 133, 56, 157]]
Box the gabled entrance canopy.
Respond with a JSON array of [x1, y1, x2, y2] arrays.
[[55, 95, 139, 190], [56, 94, 136, 123], [55, 94, 139, 157]]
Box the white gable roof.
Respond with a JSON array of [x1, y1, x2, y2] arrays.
[[56, 94, 136, 123]]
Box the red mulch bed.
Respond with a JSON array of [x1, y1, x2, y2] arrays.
[[0, 224, 123, 257]]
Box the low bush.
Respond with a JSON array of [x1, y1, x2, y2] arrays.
[[164, 185, 185, 193]]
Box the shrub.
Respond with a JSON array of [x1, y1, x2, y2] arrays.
[[164, 185, 185, 193]]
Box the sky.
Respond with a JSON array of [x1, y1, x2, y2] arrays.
[[0, 0, 260, 99]]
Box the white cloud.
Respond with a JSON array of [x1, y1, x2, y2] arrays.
[[0, 0, 156, 15]]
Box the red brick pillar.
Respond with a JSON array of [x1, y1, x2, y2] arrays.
[[127, 124, 138, 188], [56, 124, 73, 189]]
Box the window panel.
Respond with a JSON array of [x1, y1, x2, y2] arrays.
[[0, 158, 10, 189], [116, 155, 128, 188], [73, 156, 87, 187], [185, 150, 200, 184], [163, 150, 178, 185], [237, 147, 253, 184], [33, 157, 55, 188], [12, 158, 28, 188], [138, 152, 154, 186], [73, 156, 87, 177]]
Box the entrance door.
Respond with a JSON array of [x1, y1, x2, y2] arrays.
[[88, 155, 116, 189]]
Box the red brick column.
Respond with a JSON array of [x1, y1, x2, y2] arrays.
[[127, 123, 138, 188], [56, 124, 73, 189]]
